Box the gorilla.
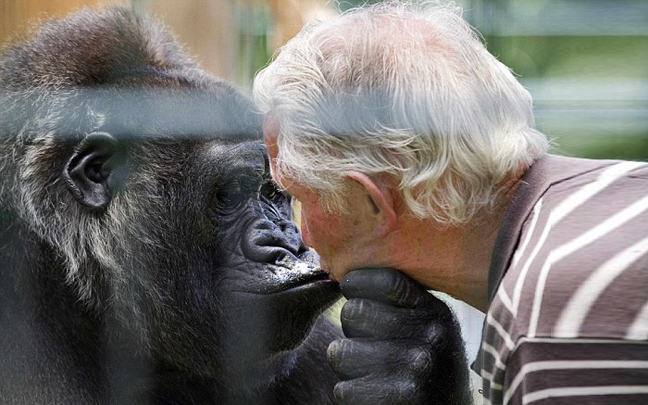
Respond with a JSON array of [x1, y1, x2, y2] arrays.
[[0, 8, 341, 404]]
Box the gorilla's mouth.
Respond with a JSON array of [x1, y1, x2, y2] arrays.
[[234, 216, 340, 298], [268, 252, 338, 295], [276, 264, 333, 293]]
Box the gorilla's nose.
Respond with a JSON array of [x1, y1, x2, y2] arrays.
[[242, 219, 306, 264]]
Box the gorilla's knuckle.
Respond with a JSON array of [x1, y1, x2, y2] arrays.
[[333, 381, 353, 404], [327, 340, 341, 362], [392, 379, 421, 404], [407, 346, 433, 373], [424, 322, 446, 345], [341, 298, 366, 321], [387, 273, 408, 301], [327, 339, 351, 365]]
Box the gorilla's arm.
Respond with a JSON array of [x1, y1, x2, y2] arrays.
[[223, 317, 342, 405]]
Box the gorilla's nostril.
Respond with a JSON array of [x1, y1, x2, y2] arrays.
[[243, 225, 301, 263], [246, 220, 304, 256]]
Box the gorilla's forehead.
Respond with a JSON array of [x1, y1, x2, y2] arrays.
[[204, 140, 268, 172], [3, 86, 263, 142], [101, 88, 262, 140]]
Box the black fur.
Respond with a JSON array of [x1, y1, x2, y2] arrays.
[[0, 8, 341, 404]]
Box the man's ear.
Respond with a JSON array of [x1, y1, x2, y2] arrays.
[[347, 171, 398, 238], [63, 131, 122, 210]]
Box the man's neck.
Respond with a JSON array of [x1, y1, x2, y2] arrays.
[[386, 203, 510, 312]]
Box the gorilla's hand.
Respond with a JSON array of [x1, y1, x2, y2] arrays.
[[327, 268, 472, 405]]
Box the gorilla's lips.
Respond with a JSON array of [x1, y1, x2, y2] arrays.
[[274, 258, 334, 294], [268, 252, 338, 295]]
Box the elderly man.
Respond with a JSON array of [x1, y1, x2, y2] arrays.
[[253, 1, 648, 404]]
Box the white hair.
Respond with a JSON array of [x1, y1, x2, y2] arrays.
[[254, 1, 548, 224]]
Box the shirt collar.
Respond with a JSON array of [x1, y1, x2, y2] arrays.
[[486, 154, 621, 302]]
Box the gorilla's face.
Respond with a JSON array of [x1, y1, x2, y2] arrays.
[[171, 139, 339, 360], [86, 135, 340, 377]]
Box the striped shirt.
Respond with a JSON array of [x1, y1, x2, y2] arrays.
[[472, 154, 648, 405]]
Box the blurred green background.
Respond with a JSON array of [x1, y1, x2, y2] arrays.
[[2, 0, 647, 160], [342, 0, 648, 161]]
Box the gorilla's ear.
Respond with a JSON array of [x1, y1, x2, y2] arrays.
[[63, 132, 122, 210]]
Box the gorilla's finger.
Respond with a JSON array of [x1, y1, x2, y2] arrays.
[[341, 268, 438, 308], [327, 338, 414, 379], [340, 297, 448, 340], [333, 377, 421, 405]]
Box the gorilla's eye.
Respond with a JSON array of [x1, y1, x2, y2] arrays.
[[261, 181, 279, 200]]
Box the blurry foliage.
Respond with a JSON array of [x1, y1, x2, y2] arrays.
[[235, 3, 272, 91], [493, 36, 648, 79], [337, 0, 382, 11], [476, 0, 648, 161], [490, 33, 647, 160], [553, 134, 648, 161]]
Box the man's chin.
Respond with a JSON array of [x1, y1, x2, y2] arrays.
[[313, 256, 354, 282], [317, 259, 337, 280], [320, 263, 346, 283]]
